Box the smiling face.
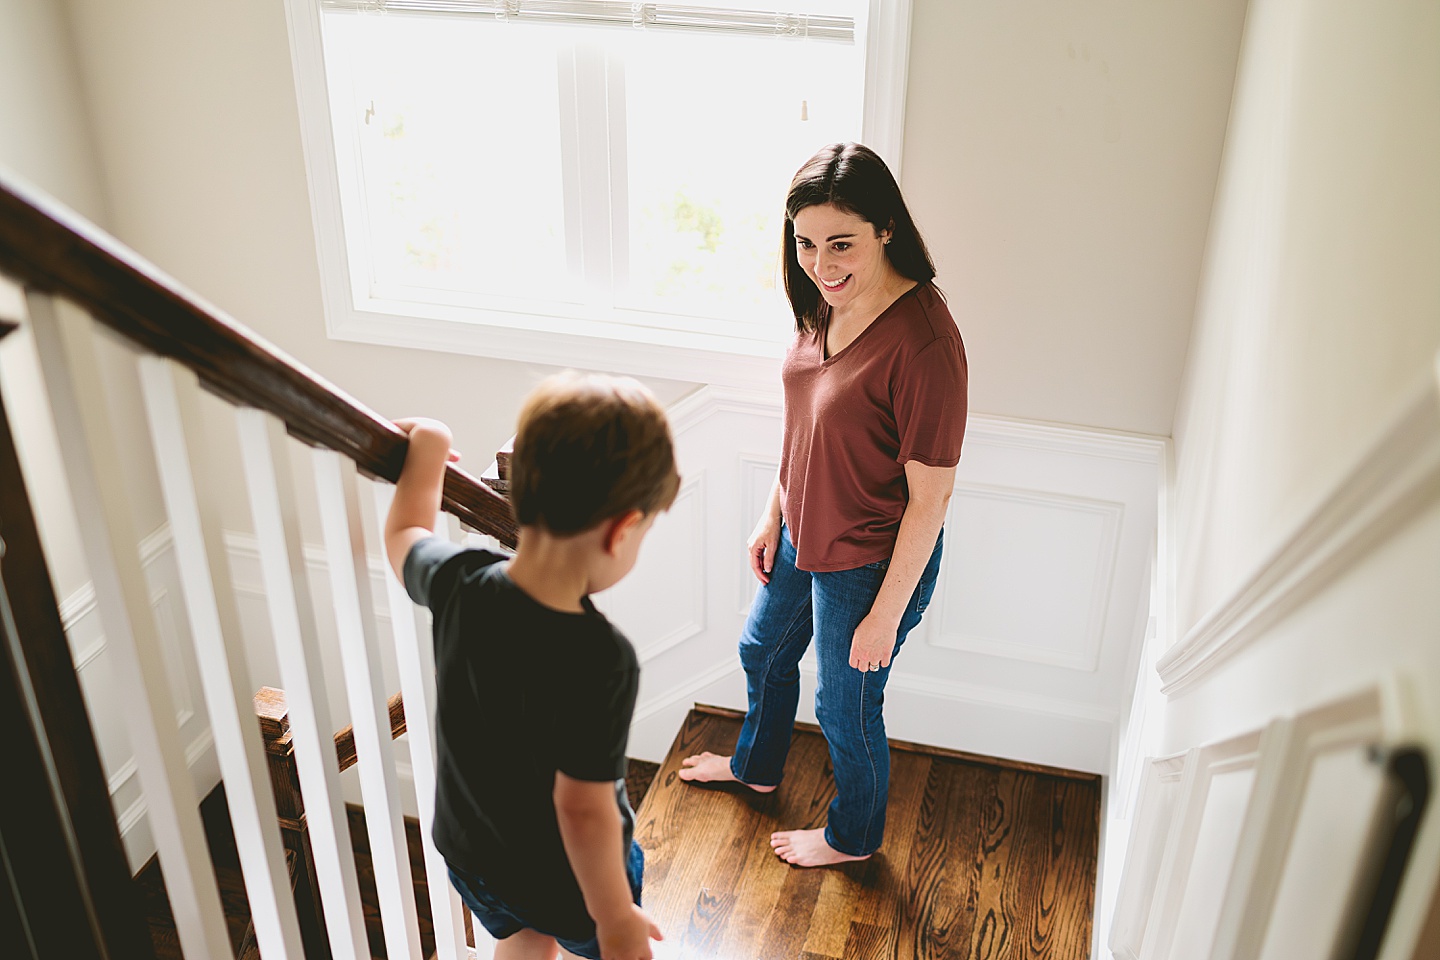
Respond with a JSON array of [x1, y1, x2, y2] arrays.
[[791, 203, 896, 316]]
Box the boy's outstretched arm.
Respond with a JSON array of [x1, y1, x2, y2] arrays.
[[554, 773, 663, 960], [384, 418, 458, 581]]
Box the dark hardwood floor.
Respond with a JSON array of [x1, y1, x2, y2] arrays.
[[136, 758, 663, 959], [135, 716, 1096, 960], [634, 706, 1100, 960]]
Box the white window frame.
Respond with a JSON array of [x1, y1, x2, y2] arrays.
[[283, 0, 912, 387]]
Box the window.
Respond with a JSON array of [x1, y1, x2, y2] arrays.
[[286, 0, 911, 385]]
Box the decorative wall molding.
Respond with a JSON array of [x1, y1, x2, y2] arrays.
[[1158, 378, 1440, 696], [964, 415, 1168, 464], [930, 482, 1124, 672], [1140, 728, 1266, 960], [633, 657, 741, 727], [1110, 751, 1187, 960], [882, 666, 1120, 725], [596, 472, 708, 663], [1112, 678, 1417, 960]]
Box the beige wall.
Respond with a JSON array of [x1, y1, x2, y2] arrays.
[[904, 0, 1248, 435], [1151, 0, 1440, 949], [0, 0, 111, 598], [1171, 0, 1440, 632]]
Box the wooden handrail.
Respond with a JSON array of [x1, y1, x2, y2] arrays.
[[253, 686, 407, 777], [0, 173, 517, 547]]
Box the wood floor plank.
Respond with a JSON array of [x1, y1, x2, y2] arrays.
[[637, 710, 1099, 960], [903, 755, 988, 959], [800, 864, 864, 958], [1002, 777, 1099, 959]]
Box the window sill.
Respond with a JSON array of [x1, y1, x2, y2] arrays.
[[328, 303, 787, 389]]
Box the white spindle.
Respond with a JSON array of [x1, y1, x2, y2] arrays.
[[236, 409, 371, 960], [312, 450, 423, 960], [370, 483, 475, 960], [27, 293, 234, 960], [138, 357, 307, 960]]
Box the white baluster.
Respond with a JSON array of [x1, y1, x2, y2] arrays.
[[236, 409, 371, 960], [138, 357, 306, 960], [27, 293, 233, 960], [370, 482, 477, 960], [312, 450, 422, 960]]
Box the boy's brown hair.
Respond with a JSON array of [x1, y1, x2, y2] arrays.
[[510, 372, 680, 535]]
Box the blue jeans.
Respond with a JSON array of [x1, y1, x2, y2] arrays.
[[446, 840, 644, 959], [731, 525, 943, 857]]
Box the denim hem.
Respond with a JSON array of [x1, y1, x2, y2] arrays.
[[822, 824, 877, 858], [728, 753, 783, 788]]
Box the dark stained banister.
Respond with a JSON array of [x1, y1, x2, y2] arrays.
[[0, 172, 517, 547]]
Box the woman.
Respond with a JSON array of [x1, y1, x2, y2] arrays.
[[679, 142, 968, 866]]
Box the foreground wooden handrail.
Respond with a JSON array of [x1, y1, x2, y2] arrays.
[[0, 173, 517, 546]]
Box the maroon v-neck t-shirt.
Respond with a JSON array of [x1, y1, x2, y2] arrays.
[[779, 282, 968, 572]]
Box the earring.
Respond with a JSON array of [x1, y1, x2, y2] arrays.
[[883, 238, 891, 245]]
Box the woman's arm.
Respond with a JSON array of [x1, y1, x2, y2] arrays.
[[847, 460, 955, 670], [747, 470, 784, 585]]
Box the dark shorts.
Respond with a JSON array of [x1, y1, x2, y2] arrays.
[[446, 841, 645, 960]]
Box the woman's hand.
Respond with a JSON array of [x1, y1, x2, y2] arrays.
[[849, 611, 899, 672], [747, 512, 782, 585]]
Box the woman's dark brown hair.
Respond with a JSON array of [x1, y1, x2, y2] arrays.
[[782, 142, 937, 333]]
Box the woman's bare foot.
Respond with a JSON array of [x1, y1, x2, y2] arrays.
[[770, 828, 871, 867], [677, 752, 777, 793]]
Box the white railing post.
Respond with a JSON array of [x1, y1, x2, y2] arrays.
[[138, 356, 307, 960], [312, 449, 423, 960], [370, 482, 473, 960], [236, 408, 372, 960], [27, 293, 234, 960]]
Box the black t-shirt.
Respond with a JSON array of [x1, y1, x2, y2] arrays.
[[403, 537, 639, 939]]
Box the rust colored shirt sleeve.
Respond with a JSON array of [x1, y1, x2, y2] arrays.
[[893, 335, 968, 467]]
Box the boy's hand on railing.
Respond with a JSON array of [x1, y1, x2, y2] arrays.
[[391, 417, 461, 462], [596, 903, 664, 960]]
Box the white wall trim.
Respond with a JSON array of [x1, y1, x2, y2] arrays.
[[965, 415, 1168, 464], [632, 657, 740, 725], [1157, 376, 1440, 696], [883, 667, 1120, 724], [861, 0, 913, 174], [664, 383, 783, 435]]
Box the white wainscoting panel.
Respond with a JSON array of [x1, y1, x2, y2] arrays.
[[1140, 729, 1265, 960], [593, 473, 707, 662], [1111, 679, 1419, 960], [58, 526, 221, 871], [933, 483, 1122, 670], [1109, 753, 1186, 960]]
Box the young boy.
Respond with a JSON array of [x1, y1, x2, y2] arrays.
[[384, 372, 678, 960]]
